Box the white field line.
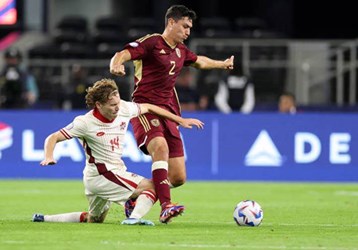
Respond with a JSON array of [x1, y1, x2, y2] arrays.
[[334, 191, 358, 196], [2, 240, 26, 244], [274, 223, 358, 227]]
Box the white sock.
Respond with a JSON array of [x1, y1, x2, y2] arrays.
[[44, 212, 85, 223], [130, 190, 156, 219], [151, 161, 168, 171]]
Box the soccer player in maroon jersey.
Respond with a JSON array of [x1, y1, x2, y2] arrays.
[[110, 5, 234, 223]]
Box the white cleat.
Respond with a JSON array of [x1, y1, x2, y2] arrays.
[[121, 218, 155, 226]]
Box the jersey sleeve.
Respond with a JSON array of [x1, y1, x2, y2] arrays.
[[60, 115, 87, 139], [124, 35, 156, 60], [183, 46, 198, 66], [118, 100, 141, 119]]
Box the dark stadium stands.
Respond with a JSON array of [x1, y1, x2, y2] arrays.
[[21, 12, 358, 111]]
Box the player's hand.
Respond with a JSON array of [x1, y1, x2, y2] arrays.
[[180, 118, 204, 129], [224, 55, 234, 70], [110, 64, 126, 76], [40, 158, 57, 166]]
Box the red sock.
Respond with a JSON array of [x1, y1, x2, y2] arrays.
[[152, 168, 171, 207], [79, 212, 88, 222]]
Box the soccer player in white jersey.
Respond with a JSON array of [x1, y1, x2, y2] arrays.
[[32, 78, 204, 226]]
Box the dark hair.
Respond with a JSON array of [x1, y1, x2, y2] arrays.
[[165, 5, 197, 26], [280, 92, 296, 102]]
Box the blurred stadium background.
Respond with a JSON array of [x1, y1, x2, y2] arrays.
[[1, 0, 358, 110]]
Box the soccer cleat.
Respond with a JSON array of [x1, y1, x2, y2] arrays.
[[121, 218, 155, 226], [32, 213, 44, 222], [124, 198, 137, 218], [159, 203, 185, 224]]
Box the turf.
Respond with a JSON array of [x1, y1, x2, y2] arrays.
[[0, 180, 357, 250]]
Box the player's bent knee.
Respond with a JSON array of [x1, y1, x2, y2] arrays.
[[170, 176, 186, 187], [138, 178, 155, 191]]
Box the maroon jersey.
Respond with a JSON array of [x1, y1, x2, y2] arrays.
[[124, 34, 198, 116]]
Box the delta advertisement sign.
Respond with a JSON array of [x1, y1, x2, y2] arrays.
[[0, 111, 357, 182]]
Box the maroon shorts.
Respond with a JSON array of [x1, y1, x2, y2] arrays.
[[130, 113, 184, 158]]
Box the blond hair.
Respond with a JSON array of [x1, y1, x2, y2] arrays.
[[85, 78, 119, 108]]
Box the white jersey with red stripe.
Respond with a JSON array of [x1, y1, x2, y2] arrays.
[[60, 100, 141, 177]]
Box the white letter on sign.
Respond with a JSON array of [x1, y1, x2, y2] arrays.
[[295, 132, 321, 163], [330, 133, 351, 164]]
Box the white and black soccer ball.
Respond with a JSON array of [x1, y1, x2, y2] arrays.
[[233, 200, 263, 226]]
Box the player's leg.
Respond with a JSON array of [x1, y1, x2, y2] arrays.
[[147, 137, 185, 223], [32, 175, 92, 223], [32, 195, 105, 223], [121, 178, 157, 226], [131, 114, 172, 207], [154, 121, 186, 223], [115, 173, 156, 226], [126, 178, 157, 219], [146, 136, 171, 206], [168, 156, 186, 187], [131, 114, 183, 223], [32, 211, 88, 223], [86, 195, 111, 223], [82, 174, 115, 223], [95, 169, 155, 225], [165, 119, 187, 187]]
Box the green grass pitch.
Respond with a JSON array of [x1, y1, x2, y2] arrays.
[[0, 180, 357, 250]]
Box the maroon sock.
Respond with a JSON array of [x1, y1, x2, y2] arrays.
[[152, 168, 171, 207]]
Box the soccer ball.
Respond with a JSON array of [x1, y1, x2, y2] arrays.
[[233, 200, 263, 226]]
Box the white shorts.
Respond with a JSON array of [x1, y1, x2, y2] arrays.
[[83, 170, 144, 217]]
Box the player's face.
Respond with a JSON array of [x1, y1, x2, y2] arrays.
[[171, 17, 193, 44], [98, 93, 120, 120]]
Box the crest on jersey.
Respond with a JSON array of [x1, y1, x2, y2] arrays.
[[175, 48, 181, 58], [150, 119, 160, 127], [120, 122, 126, 131]]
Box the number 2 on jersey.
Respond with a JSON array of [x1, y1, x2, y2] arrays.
[[169, 61, 176, 75]]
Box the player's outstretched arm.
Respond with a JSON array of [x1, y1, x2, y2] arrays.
[[192, 55, 234, 70], [140, 103, 204, 129], [40, 131, 67, 166], [109, 49, 131, 76]]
